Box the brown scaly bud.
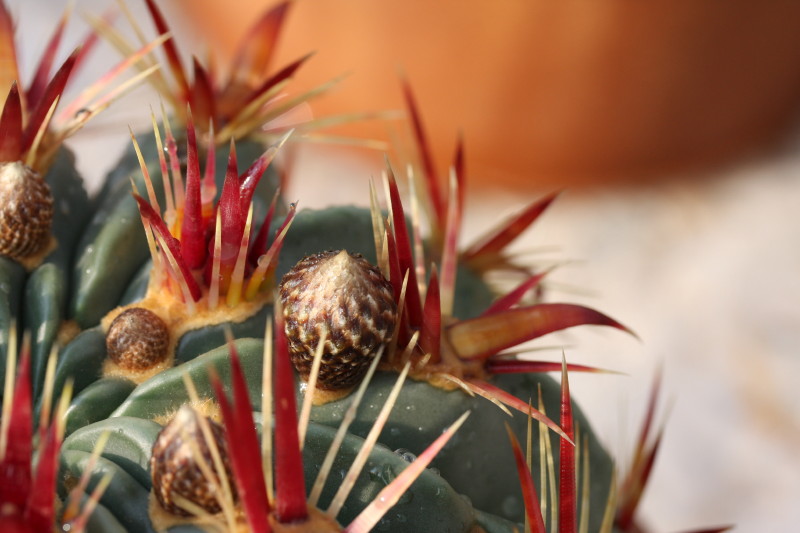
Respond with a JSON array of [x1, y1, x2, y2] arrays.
[[0, 161, 54, 262], [280, 250, 397, 390], [150, 405, 236, 516], [106, 308, 170, 371]]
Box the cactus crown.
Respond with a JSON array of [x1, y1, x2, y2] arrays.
[[129, 115, 294, 312]]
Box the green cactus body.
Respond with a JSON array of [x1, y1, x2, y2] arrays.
[[59, 333, 612, 532], [61, 417, 477, 533], [57, 203, 615, 531], [305, 371, 614, 527], [0, 256, 25, 394], [62, 390, 517, 533]]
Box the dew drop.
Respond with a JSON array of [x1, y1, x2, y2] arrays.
[[501, 495, 522, 517], [393, 448, 417, 463]]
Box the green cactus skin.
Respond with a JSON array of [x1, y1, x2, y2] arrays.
[[110, 339, 265, 421], [64, 377, 137, 436], [0, 256, 25, 398], [74, 496, 128, 533], [49, 313, 272, 433], [61, 450, 156, 533], [70, 136, 280, 329], [25, 263, 67, 398], [305, 372, 614, 528], [63, 416, 163, 489], [42, 148, 94, 274], [42, 327, 106, 418], [275, 206, 382, 269], [70, 189, 150, 329]]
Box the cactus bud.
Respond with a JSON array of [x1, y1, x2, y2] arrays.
[[106, 307, 170, 371], [150, 405, 235, 516], [0, 161, 54, 262], [280, 250, 397, 390]]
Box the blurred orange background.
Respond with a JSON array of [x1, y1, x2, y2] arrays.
[[177, 0, 800, 189]]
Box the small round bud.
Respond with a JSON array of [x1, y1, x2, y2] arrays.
[[280, 250, 397, 390], [0, 161, 54, 262], [106, 308, 170, 371]]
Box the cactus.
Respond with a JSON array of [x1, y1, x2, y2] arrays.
[[0, 2, 732, 533], [53, 116, 627, 532]]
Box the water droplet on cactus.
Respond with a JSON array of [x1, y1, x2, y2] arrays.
[[368, 466, 382, 482], [501, 495, 523, 518], [393, 448, 417, 463]]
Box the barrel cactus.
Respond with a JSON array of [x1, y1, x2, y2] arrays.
[[0, 2, 730, 533], [54, 106, 633, 531]]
